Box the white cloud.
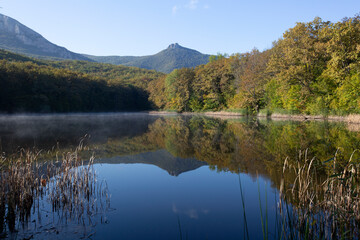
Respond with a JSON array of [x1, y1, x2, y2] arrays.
[[173, 1, 208, 14], [172, 5, 179, 15], [186, 0, 199, 10]]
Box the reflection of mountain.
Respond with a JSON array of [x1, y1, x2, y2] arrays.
[[97, 149, 207, 176]]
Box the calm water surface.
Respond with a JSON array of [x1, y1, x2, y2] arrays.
[[0, 113, 359, 239]]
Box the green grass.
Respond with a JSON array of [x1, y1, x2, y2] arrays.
[[258, 109, 272, 117], [226, 108, 249, 115], [270, 108, 300, 115]]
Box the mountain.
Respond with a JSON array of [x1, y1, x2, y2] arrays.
[[0, 13, 91, 61], [85, 43, 211, 73], [0, 13, 209, 73]]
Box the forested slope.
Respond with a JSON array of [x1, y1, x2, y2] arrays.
[[149, 16, 360, 115], [1, 15, 359, 115], [0, 50, 164, 113]]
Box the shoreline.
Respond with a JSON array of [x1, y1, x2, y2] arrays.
[[148, 111, 360, 124]]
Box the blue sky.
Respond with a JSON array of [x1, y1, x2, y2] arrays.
[[1, 0, 359, 56]]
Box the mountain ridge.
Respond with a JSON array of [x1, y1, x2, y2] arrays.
[[0, 13, 91, 61], [84, 42, 210, 73], [0, 13, 210, 73]]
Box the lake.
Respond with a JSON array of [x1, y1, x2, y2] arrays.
[[0, 113, 359, 239]]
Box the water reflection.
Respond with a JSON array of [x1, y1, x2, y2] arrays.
[[1, 114, 360, 239], [1, 114, 360, 180], [94, 163, 276, 240]]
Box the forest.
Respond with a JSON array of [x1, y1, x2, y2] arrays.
[[0, 50, 163, 113], [0, 15, 359, 115], [149, 15, 360, 115]]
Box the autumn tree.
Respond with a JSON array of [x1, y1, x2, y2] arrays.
[[267, 17, 331, 113], [192, 57, 235, 111], [165, 68, 195, 112], [230, 49, 271, 112]]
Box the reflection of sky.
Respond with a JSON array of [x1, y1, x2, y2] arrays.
[[93, 162, 277, 240]]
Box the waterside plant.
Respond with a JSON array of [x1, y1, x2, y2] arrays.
[[277, 149, 360, 240], [0, 142, 110, 239]]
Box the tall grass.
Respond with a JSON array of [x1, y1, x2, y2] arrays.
[[0, 142, 109, 238], [238, 173, 250, 240], [247, 149, 360, 239], [277, 149, 360, 239]]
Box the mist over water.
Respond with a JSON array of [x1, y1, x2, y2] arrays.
[[0, 113, 156, 153]]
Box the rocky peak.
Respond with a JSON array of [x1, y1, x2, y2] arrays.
[[167, 43, 182, 49]]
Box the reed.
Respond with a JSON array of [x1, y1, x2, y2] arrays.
[[278, 149, 360, 239], [0, 142, 109, 238]]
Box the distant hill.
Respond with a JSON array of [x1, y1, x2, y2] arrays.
[[85, 43, 211, 73], [0, 49, 164, 89], [0, 13, 91, 61]]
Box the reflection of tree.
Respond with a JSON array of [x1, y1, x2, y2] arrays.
[[191, 117, 233, 171], [90, 116, 360, 182], [143, 117, 360, 194], [165, 117, 194, 158], [263, 121, 360, 171], [58, 116, 360, 198]]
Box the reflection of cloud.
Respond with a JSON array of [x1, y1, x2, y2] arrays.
[[202, 209, 209, 214], [172, 5, 179, 15], [172, 204, 210, 219], [172, 203, 179, 213], [186, 209, 199, 219], [186, 0, 199, 10]]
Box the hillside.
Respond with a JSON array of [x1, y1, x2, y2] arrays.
[[85, 43, 210, 73], [49, 60, 164, 89], [0, 49, 164, 89], [0, 13, 91, 61], [0, 49, 165, 113]]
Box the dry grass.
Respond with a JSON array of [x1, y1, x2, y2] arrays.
[[279, 149, 360, 239], [346, 114, 360, 123], [346, 123, 360, 132], [0, 141, 109, 238]]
